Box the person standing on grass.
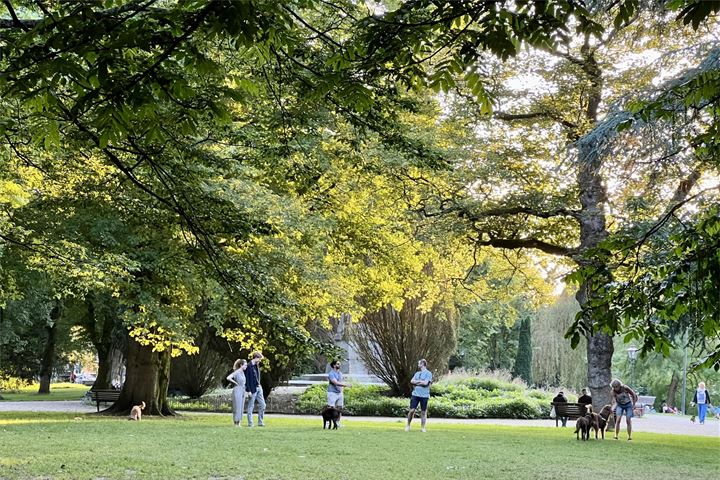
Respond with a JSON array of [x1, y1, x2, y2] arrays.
[[552, 391, 568, 427], [405, 359, 432, 433], [327, 359, 351, 427], [226, 359, 248, 427], [610, 378, 638, 440], [245, 351, 266, 427], [691, 382, 711, 425]]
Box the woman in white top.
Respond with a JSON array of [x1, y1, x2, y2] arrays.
[[226, 359, 248, 426], [691, 382, 712, 425]]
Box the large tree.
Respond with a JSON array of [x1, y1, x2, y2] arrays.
[[410, 3, 717, 410], [0, 0, 646, 412]]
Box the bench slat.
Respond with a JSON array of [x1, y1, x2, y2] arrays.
[[551, 402, 591, 426], [89, 389, 121, 412]]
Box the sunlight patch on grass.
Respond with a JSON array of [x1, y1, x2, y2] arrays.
[[0, 382, 89, 401]]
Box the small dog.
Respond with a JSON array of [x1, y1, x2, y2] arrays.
[[129, 401, 146, 421], [690, 415, 696, 423], [321, 406, 341, 430]]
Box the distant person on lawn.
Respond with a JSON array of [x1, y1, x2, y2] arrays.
[[691, 382, 712, 425], [327, 359, 351, 427], [610, 378, 638, 440], [405, 359, 432, 433], [245, 351, 266, 427], [226, 358, 248, 427], [552, 391, 568, 427]]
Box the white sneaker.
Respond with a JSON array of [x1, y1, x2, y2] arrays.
[[421, 427, 426, 433], [404, 425, 411, 432]]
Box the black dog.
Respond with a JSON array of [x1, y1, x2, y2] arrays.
[[321, 406, 340, 430]]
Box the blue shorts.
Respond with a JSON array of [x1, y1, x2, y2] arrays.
[[615, 402, 633, 418], [410, 395, 429, 412]]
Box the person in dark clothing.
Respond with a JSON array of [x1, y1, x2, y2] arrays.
[[578, 388, 592, 407], [553, 391, 569, 427], [244, 351, 266, 427]]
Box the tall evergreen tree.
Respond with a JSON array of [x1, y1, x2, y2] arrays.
[[512, 316, 532, 386]]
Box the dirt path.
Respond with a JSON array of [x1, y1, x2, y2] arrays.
[[1, 401, 717, 437]]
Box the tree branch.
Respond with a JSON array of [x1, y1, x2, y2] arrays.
[[475, 236, 574, 257], [2, 0, 29, 31], [494, 110, 578, 132]]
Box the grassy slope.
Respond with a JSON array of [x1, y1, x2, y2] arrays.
[[0, 413, 717, 480], [0, 383, 90, 401]]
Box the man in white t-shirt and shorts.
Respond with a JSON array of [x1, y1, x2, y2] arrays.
[[328, 359, 352, 426]]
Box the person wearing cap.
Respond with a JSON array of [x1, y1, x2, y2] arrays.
[[552, 390, 568, 426], [245, 351, 266, 427], [610, 378, 638, 440]]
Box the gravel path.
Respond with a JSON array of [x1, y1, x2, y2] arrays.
[[1, 401, 717, 437]]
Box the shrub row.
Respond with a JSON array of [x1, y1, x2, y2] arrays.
[[297, 379, 554, 419]]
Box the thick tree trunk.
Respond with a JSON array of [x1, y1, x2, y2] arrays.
[[574, 49, 614, 414], [667, 371, 680, 407], [82, 297, 119, 390], [104, 337, 174, 416], [37, 302, 61, 394]]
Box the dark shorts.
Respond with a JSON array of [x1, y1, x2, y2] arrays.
[[410, 395, 429, 412]]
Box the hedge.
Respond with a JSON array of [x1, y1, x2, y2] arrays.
[[297, 379, 555, 419]]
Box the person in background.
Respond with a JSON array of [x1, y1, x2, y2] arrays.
[[405, 359, 432, 433], [578, 388, 592, 407], [245, 351, 266, 427], [327, 359, 352, 427], [691, 382, 711, 425], [552, 391, 568, 427], [610, 378, 638, 440], [226, 359, 248, 427]]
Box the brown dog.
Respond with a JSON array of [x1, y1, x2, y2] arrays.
[[129, 401, 146, 421], [574, 415, 591, 440], [321, 406, 340, 430], [590, 404, 612, 439]]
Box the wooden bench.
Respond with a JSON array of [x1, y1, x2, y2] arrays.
[[89, 389, 121, 412], [551, 402, 590, 427]]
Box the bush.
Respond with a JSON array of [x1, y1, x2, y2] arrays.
[[0, 375, 29, 392], [461, 377, 524, 392]]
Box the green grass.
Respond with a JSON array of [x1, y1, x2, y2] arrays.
[[0, 383, 90, 401], [0, 412, 717, 480]]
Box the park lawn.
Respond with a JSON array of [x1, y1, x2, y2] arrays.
[[0, 383, 90, 401], [0, 413, 717, 480]]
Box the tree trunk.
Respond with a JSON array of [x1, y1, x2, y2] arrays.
[[37, 302, 61, 394], [574, 48, 613, 414], [82, 297, 119, 390], [667, 371, 680, 407], [104, 337, 174, 416]]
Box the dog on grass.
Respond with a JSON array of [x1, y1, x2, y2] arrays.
[[590, 404, 613, 439], [574, 414, 591, 440], [321, 406, 341, 430], [129, 401, 146, 421], [574, 405, 595, 441]]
